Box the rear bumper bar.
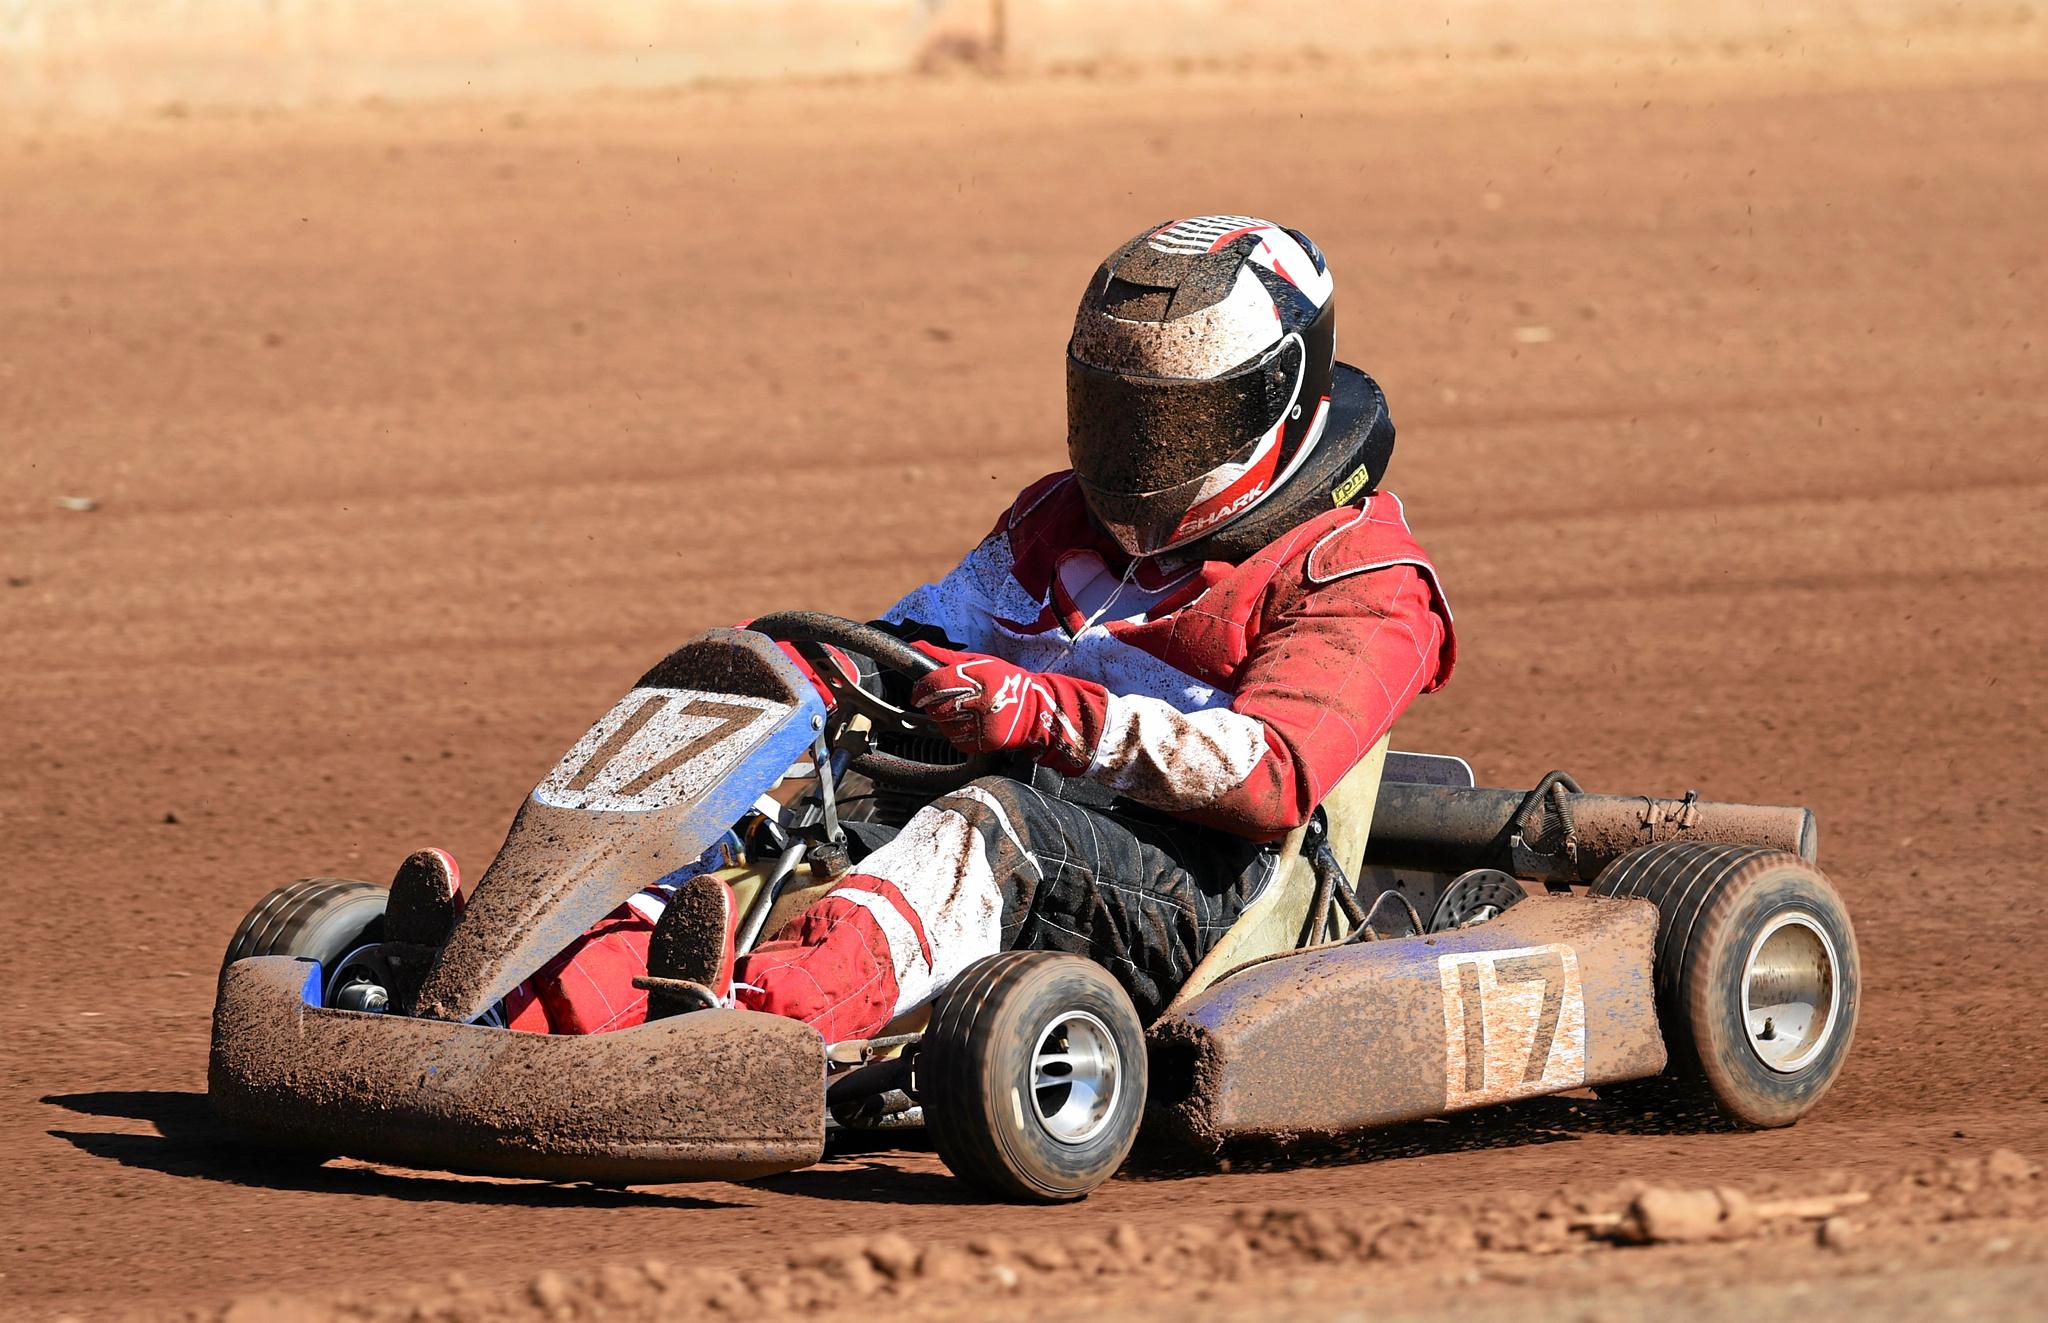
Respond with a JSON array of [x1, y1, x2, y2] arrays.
[[210, 956, 825, 1183]]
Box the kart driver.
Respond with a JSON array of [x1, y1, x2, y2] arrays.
[[390, 215, 1455, 1039]]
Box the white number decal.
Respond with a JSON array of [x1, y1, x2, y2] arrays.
[[1439, 943, 1588, 1108], [533, 688, 786, 813]]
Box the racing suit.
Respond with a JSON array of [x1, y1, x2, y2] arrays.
[[504, 473, 1454, 1039]]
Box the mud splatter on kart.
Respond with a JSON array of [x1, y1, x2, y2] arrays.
[[212, 615, 1858, 1201]]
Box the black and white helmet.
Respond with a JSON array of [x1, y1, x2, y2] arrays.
[[1067, 215, 1353, 558]]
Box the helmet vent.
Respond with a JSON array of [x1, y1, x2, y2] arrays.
[[1100, 277, 1174, 321]]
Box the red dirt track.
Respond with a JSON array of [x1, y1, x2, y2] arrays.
[[2, 35, 2044, 1319]]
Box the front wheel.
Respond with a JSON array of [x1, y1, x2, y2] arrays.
[[216, 878, 389, 1165], [220, 878, 388, 984], [1593, 843, 1858, 1127], [918, 952, 1147, 1202]]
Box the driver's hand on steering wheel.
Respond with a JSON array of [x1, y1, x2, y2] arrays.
[[908, 644, 1095, 772]]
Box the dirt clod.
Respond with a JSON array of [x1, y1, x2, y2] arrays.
[[863, 1233, 920, 1281], [527, 1270, 569, 1313], [1619, 1187, 1732, 1244], [1987, 1149, 2041, 1183], [797, 1240, 882, 1297], [1714, 1186, 1760, 1239], [595, 1261, 650, 1305], [915, 1245, 980, 1284]]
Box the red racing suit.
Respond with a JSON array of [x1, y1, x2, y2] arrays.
[[878, 472, 1455, 839], [504, 474, 1454, 1038]]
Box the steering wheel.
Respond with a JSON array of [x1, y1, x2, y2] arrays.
[[748, 611, 998, 794]]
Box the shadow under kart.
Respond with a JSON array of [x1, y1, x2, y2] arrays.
[[211, 615, 1859, 1202]]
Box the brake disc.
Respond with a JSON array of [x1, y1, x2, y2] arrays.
[[1430, 868, 1530, 932]]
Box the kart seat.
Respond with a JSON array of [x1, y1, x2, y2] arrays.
[[1164, 734, 1392, 1012]]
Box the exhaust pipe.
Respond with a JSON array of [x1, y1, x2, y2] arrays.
[[1366, 781, 1817, 882]]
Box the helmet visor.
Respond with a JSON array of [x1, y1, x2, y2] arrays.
[[1072, 465, 1255, 558], [1066, 334, 1303, 555]]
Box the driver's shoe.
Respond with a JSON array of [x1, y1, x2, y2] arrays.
[[645, 876, 737, 1018], [386, 847, 462, 947]]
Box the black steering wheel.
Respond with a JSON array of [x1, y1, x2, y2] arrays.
[[748, 612, 998, 794]]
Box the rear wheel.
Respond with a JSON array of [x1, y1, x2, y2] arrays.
[[919, 952, 1147, 1202], [1592, 842, 1857, 1127], [220, 878, 388, 986]]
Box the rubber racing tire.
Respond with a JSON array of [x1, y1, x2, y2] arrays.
[[216, 879, 388, 1167], [920, 952, 1147, 1203], [1592, 842, 1858, 1128], [219, 878, 388, 986]]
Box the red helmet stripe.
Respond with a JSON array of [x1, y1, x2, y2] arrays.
[[1167, 429, 1289, 545]]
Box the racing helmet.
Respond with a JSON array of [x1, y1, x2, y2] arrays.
[[1068, 215, 1354, 558]]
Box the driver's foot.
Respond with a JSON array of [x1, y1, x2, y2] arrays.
[[387, 847, 462, 947], [646, 876, 736, 1017]]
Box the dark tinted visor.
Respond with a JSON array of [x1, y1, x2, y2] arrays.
[[1071, 467, 1225, 559], [1065, 333, 1303, 497]]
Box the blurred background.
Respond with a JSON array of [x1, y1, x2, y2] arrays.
[[0, 0, 2033, 115], [1, 2, 2043, 1318]]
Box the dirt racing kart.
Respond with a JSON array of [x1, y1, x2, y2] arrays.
[[212, 614, 1860, 1202]]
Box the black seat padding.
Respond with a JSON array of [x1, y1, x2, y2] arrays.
[[1382, 750, 1475, 788]]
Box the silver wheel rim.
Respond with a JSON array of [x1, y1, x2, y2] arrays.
[[327, 942, 395, 1013], [1741, 910, 1840, 1073], [1029, 1009, 1121, 1146]]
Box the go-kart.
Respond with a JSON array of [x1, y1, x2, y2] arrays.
[[211, 614, 1860, 1202]]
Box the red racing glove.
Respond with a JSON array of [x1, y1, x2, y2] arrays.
[[909, 644, 1101, 775], [736, 618, 857, 712]]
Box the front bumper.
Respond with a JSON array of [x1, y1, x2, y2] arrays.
[[210, 956, 826, 1183]]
